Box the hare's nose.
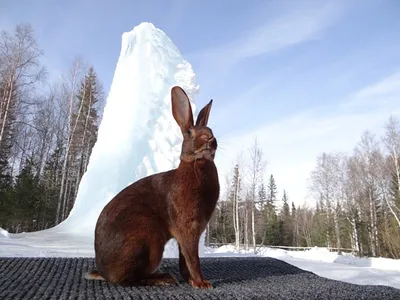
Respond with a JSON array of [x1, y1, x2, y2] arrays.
[[201, 135, 214, 142]]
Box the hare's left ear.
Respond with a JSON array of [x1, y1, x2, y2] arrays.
[[171, 86, 194, 134], [195, 100, 213, 127]]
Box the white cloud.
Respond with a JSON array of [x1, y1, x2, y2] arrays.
[[215, 71, 400, 207], [188, 1, 345, 70], [341, 72, 400, 109]]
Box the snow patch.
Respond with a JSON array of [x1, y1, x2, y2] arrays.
[[205, 245, 400, 289], [0, 227, 9, 238]]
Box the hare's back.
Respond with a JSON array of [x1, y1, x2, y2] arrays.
[[96, 171, 174, 233]]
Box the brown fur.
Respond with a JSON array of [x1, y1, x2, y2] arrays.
[[86, 86, 220, 288]]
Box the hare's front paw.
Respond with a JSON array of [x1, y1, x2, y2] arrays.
[[189, 279, 213, 289]]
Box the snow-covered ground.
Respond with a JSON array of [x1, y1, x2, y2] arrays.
[[206, 245, 400, 290], [1, 227, 399, 290]]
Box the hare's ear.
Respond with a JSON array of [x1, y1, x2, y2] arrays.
[[171, 86, 194, 134], [195, 100, 213, 127]]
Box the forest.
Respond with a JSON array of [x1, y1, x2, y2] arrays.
[[1, 23, 400, 259], [207, 119, 400, 259], [0, 23, 105, 232]]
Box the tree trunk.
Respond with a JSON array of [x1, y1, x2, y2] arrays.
[[368, 190, 377, 256], [56, 63, 81, 224], [251, 203, 256, 253], [233, 175, 240, 251], [244, 205, 249, 251], [333, 208, 342, 254], [74, 83, 93, 199], [388, 145, 400, 226], [0, 78, 14, 148]]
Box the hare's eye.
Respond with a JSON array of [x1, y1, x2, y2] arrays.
[[187, 129, 191, 136]]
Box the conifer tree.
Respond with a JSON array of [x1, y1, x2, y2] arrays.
[[11, 156, 44, 232], [280, 190, 292, 245], [261, 174, 278, 244]]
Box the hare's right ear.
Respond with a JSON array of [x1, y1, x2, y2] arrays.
[[171, 86, 194, 134]]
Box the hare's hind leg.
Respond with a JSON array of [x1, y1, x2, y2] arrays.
[[120, 239, 176, 286]]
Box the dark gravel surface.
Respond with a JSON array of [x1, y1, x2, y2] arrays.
[[0, 256, 399, 299]]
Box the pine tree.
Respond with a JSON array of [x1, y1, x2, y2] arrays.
[[292, 201, 299, 246], [41, 140, 64, 228], [280, 189, 292, 246], [261, 174, 278, 245], [282, 190, 290, 217], [10, 156, 44, 232], [258, 183, 267, 209], [267, 174, 277, 207]]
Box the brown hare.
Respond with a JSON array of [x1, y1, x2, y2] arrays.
[[85, 86, 219, 289]]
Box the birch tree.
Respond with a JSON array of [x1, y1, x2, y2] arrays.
[[353, 131, 381, 256], [344, 156, 364, 255], [56, 57, 84, 224], [382, 116, 400, 226], [0, 23, 45, 170], [231, 156, 244, 251], [247, 138, 266, 252], [309, 152, 346, 252]]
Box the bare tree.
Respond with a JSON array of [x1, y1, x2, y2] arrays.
[[353, 131, 381, 256], [344, 156, 363, 255], [56, 57, 84, 224], [298, 205, 314, 247], [231, 153, 245, 251], [309, 152, 346, 253], [382, 115, 400, 226], [246, 138, 267, 253], [0, 23, 46, 169]]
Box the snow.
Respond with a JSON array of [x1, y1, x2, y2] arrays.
[[0, 22, 203, 259], [205, 245, 400, 289]]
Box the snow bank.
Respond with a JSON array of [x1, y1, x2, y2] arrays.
[[0, 227, 9, 238], [204, 245, 400, 289], [206, 245, 400, 271]]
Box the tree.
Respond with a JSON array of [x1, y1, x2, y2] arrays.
[[258, 183, 267, 209], [0, 24, 46, 163], [230, 161, 243, 251], [267, 174, 277, 206], [256, 182, 267, 242], [353, 131, 381, 256], [262, 174, 278, 245], [10, 156, 44, 232], [309, 152, 346, 253], [280, 190, 292, 246], [292, 202, 299, 246], [56, 58, 84, 224], [247, 138, 267, 252], [382, 116, 400, 227], [61, 65, 103, 219]]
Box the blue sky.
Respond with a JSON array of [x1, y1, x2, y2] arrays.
[[2, 0, 400, 205]]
